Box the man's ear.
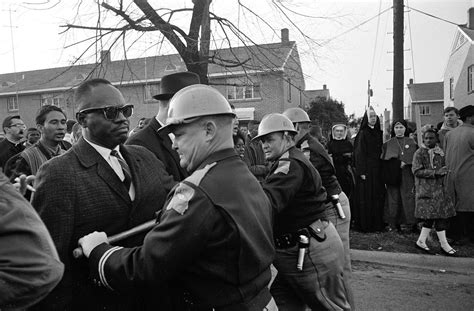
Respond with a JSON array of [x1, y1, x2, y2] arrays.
[[36, 124, 44, 133], [204, 120, 217, 141], [76, 113, 87, 127]]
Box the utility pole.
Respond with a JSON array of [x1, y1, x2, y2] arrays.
[[392, 0, 404, 121]]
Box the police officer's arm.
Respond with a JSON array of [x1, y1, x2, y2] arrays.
[[261, 159, 304, 213], [0, 173, 64, 310], [85, 184, 218, 292]]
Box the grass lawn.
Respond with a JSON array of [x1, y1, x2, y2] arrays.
[[349, 229, 474, 258]]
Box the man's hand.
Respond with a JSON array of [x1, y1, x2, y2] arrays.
[[13, 174, 36, 195], [78, 232, 108, 258], [360, 175, 366, 180]]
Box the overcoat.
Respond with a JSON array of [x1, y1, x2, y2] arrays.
[[31, 137, 176, 310]]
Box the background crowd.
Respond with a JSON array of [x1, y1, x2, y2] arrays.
[[0, 71, 472, 310]]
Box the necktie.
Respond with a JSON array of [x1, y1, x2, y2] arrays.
[[110, 150, 132, 189]]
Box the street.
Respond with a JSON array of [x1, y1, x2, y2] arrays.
[[351, 261, 474, 311]]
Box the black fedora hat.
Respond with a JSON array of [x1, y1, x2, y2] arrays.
[[153, 72, 200, 100]]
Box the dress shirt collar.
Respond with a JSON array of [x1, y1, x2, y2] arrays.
[[83, 136, 121, 161]]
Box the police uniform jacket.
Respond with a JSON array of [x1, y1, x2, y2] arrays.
[[88, 148, 275, 310], [262, 146, 327, 236], [296, 133, 342, 197]]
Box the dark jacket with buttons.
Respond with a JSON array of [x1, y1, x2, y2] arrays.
[[88, 149, 275, 310], [296, 133, 342, 196], [262, 146, 328, 236]]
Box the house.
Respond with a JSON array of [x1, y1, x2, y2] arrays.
[[443, 7, 474, 109], [406, 80, 444, 127], [302, 84, 330, 108], [0, 29, 305, 128]]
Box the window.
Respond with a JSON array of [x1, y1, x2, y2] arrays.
[[419, 105, 430, 115], [468, 65, 474, 93], [7, 96, 18, 111], [41, 94, 64, 107], [226, 79, 260, 100], [449, 78, 454, 100]]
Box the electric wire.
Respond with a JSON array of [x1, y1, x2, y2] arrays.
[[370, 0, 383, 81], [405, 5, 459, 26], [322, 6, 392, 45], [406, 0, 416, 82]]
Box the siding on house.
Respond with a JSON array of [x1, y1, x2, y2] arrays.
[[444, 25, 474, 109]]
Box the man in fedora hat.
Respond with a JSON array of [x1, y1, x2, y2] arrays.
[[126, 71, 200, 181]]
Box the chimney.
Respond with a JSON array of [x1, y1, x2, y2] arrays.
[[323, 84, 327, 90], [469, 7, 474, 29], [100, 50, 111, 63], [409, 78, 413, 84], [281, 28, 289, 44]]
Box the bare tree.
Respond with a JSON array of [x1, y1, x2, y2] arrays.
[[56, 0, 343, 85]]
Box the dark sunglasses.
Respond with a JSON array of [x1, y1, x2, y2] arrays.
[[79, 104, 134, 120]]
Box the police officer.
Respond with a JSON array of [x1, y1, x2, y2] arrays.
[[78, 84, 276, 311], [283, 107, 354, 309], [255, 113, 350, 310]]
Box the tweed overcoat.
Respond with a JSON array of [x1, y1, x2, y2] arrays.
[[31, 137, 176, 310]]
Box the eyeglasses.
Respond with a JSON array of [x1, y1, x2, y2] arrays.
[[79, 104, 134, 120], [9, 123, 26, 129]]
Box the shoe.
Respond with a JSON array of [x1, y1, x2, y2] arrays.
[[415, 241, 431, 253], [441, 248, 457, 257]]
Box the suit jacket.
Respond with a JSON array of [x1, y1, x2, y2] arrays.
[[126, 117, 188, 181], [31, 137, 176, 310]]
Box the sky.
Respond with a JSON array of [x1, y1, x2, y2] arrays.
[[0, 0, 472, 118]]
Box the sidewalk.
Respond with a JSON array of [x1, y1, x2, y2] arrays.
[[351, 249, 474, 275]]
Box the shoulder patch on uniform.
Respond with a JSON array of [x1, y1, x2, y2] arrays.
[[273, 160, 290, 175], [185, 162, 217, 186], [166, 183, 195, 215], [300, 140, 310, 150]]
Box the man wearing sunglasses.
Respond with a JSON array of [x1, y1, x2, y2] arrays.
[[31, 78, 176, 310], [0, 115, 26, 171]]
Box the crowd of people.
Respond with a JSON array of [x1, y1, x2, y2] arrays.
[[0, 70, 472, 310], [349, 105, 474, 258]]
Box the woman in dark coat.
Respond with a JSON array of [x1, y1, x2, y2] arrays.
[[381, 119, 417, 232], [413, 128, 456, 256], [353, 107, 385, 232], [327, 124, 355, 198]]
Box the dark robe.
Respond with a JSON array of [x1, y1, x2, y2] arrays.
[[352, 112, 385, 232], [327, 138, 355, 198]]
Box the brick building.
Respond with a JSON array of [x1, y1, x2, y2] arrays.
[[0, 29, 305, 128]]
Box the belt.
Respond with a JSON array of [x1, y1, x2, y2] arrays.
[[274, 219, 328, 249], [274, 232, 299, 249]]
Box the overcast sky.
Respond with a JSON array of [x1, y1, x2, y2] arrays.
[[0, 0, 472, 117]]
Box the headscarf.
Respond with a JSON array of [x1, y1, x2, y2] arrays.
[[331, 124, 348, 141]]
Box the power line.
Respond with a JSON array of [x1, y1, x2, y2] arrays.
[[406, 5, 460, 26], [406, 0, 416, 82], [322, 6, 392, 45], [370, 0, 383, 81]]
